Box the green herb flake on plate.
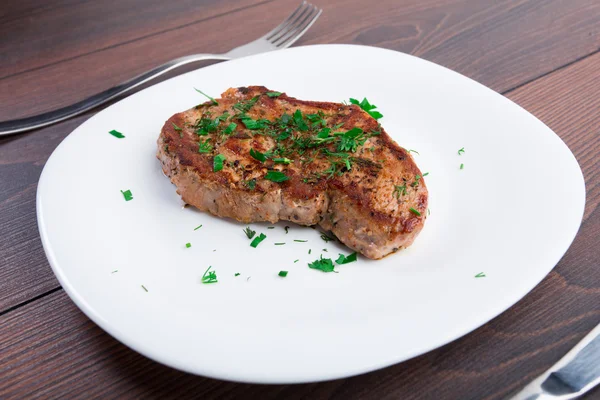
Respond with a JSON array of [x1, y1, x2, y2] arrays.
[[244, 227, 256, 239], [109, 129, 125, 138], [335, 252, 357, 265], [308, 256, 337, 273], [201, 266, 218, 284], [120, 189, 133, 201], [250, 233, 267, 248]]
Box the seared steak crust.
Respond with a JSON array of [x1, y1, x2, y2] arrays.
[[157, 86, 428, 259]]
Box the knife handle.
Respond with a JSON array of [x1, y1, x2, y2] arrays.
[[0, 54, 230, 136], [509, 323, 600, 400]]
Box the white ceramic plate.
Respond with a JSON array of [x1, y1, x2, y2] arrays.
[[37, 44, 585, 383]]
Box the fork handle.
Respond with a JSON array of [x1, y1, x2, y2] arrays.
[[0, 53, 231, 136]]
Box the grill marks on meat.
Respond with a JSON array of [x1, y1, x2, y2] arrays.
[[157, 86, 428, 259]]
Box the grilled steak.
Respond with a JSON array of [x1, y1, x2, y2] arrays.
[[157, 86, 428, 259]]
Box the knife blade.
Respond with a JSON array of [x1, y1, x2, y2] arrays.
[[509, 323, 600, 400]]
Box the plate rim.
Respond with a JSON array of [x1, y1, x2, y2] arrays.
[[36, 43, 586, 383]]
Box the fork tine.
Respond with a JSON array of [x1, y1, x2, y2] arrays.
[[263, 1, 309, 41], [273, 5, 321, 48], [223, 1, 320, 59], [268, 8, 313, 45], [267, 2, 312, 43], [270, 5, 317, 45]]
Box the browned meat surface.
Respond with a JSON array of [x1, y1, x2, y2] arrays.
[[157, 86, 428, 259]]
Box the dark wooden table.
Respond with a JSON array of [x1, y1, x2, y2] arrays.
[[1, 1, 599, 398]]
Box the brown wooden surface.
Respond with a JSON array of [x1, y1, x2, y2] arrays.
[[0, 0, 599, 398], [3, 0, 600, 120]]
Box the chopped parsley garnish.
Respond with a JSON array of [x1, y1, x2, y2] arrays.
[[224, 122, 237, 134], [408, 149, 419, 155], [172, 122, 182, 131], [273, 157, 292, 164], [235, 273, 241, 277], [349, 97, 383, 120], [285, 226, 290, 234], [409, 207, 421, 216], [268, 226, 275, 229], [250, 148, 267, 162], [198, 139, 212, 153], [274, 242, 285, 245], [194, 114, 228, 136], [215, 112, 230, 123], [337, 127, 365, 152], [411, 174, 421, 187], [201, 266, 218, 284], [394, 184, 407, 198], [280, 113, 291, 124], [335, 252, 357, 264], [244, 227, 256, 239], [180, 97, 390, 188], [423, 172, 429, 176], [109, 129, 125, 138], [316, 128, 331, 139], [308, 249, 312, 254], [460, 163, 464, 170], [294, 259, 299, 263], [250, 233, 267, 248], [241, 117, 269, 130], [213, 154, 226, 172], [294, 239, 308, 242], [321, 152, 352, 177], [141, 285, 148, 292], [194, 224, 203, 230], [194, 88, 218, 105], [308, 256, 337, 273], [185, 242, 191, 248], [306, 112, 327, 128], [265, 170, 289, 182], [320, 232, 335, 242], [458, 147, 465, 155], [293, 109, 309, 131], [233, 96, 259, 113], [195, 118, 217, 136], [475, 272, 486, 278], [244, 179, 256, 190], [120, 189, 133, 201], [111, 270, 118, 274], [278, 270, 288, 277], [276, 130, 291, 141]]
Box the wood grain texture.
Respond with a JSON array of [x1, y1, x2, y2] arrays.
[[0, 0, 81, 22], [1, 0, 600, 120], [1, 0, 600, 398], [0, 0, 267, 78], [507, 54, 600, 224], [0, 115, 89, 311]]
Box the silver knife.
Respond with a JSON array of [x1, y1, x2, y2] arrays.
[[510, 323, 600, 400]]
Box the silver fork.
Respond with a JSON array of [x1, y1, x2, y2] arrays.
[[0, 1, 322, 136]]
